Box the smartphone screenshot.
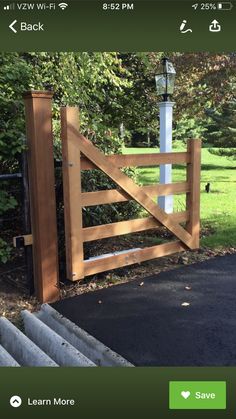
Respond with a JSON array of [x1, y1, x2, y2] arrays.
[[0, 0, 235, 417]]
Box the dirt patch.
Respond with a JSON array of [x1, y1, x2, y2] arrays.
[[0, 278, 40, 328]]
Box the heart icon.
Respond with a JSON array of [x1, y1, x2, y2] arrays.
[[181, 391, 190, 399]]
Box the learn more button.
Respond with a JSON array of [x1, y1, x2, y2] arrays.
[[169, 381, 226, 410]]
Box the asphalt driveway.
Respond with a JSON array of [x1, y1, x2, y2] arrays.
[[52, 254, 236, 366]]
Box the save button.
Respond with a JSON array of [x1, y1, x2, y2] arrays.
[[169, 381, 226, 410]]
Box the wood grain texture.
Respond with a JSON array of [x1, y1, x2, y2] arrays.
[[61, 107, 84, 281], [13, 234, 33, 247], [80, 152, 190, 170], [83, 211, 189, 242], [84, 241, 186, 276], [186, 139, 201, 248], [24, 91, 59, 303], [81, 182, 190, 207]]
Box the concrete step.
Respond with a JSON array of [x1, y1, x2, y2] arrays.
[[37, 304, 133, 367], [0, 344, 20, 367], [0, 306, 133, 367], [0, 317, 58, 367], [22, 310, 96, 367]]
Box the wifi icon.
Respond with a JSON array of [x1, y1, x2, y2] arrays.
[[58, 2, 68, 10]]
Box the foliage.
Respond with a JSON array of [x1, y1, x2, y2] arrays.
[[0, 190, 17, 216], [0, 54, 30, 262], [205, 79, 236, 147], [0, 52, 139, 262], [0, 238, 11, 264], [167, 53, 236, 119], [0, 53, 30, 167], [208, 148, 236, 158], [0, 189, 18, 264], [117, 52, 236, 146], [173, 113, 207, 143], [117, 53, 162, 146]]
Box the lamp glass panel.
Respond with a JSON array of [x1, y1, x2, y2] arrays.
[[166, 74, 175, 94], [166, 61, 176, 75], [155, 74, 166, 96]]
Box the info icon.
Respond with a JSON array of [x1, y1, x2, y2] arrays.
[[10, 395, 22, 408]]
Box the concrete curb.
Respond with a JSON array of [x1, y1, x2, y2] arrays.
[[0, 317, 58, 367], [0, 306, 133, 366], [22, 310, 96, 367], [38, 304, 133, 367], [0, 344, 20, 367]]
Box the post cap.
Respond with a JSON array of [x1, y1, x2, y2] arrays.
[[23, 90, 54, 99], [158, 101, 175, 107]]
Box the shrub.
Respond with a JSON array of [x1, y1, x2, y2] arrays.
[[0, 53, 139, 263]]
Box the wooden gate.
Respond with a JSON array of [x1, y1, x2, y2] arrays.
[[17, 91, 201, 303], [61, 107, 201, 282]]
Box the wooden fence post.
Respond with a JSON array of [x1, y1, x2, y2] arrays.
[[60, 107, 84, 281], [186, 139, 201, 248], [24, 91, 60, 302]]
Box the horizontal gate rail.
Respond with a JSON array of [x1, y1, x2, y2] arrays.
[[83, 211, 189, 242], [81, 181, 190, 207], [84, 241, 186, 276], [80, 152, 190, 170]]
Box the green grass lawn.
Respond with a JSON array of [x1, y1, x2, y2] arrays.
[[123, 143, 236, 249]]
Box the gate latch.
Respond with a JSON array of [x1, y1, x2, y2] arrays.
[[13, 234, 33, 248]]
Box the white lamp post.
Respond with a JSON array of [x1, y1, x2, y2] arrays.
[[155, 57, 176, 213]]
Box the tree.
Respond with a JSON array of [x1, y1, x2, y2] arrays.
[[0, 53, 31, 168], [0, 52, 138, 262], [117, 53, 236, 146], [205, 78, 236, 147], [205, 100, 236, 147], [118, 52, 162, 146]]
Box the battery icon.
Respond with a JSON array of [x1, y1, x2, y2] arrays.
[[217, 2, 233, 9]]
